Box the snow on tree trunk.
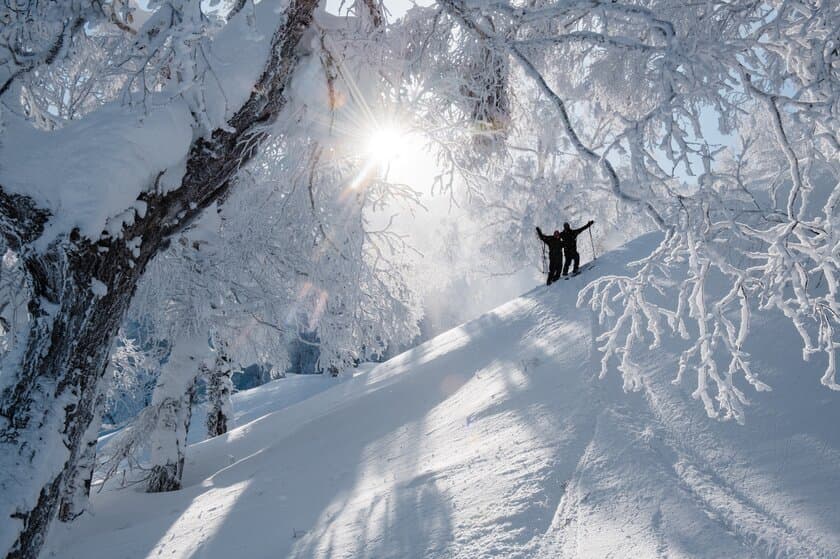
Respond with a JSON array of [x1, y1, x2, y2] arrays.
[[146, 336, 208, 493], [0, 228, 146, 559], [205, 349, 233, 438], [0, 0, 319, 555], [57, 386, 105, 523]]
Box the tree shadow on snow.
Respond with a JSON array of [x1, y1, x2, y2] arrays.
[[107, 284, 628, 559], [184, 312, 532, 558]]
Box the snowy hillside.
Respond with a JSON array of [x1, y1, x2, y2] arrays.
[[46, 234, 840, 558]]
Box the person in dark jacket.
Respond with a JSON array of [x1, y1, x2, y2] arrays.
[[536, 226, 564, 285], [559, 220, 594, 276]]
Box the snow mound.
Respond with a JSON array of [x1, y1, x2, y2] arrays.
[[48, 233, 840, 558]]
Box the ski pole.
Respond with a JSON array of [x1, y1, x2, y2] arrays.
[[541, 240, 547, 273], [588, 225, 597, 260]]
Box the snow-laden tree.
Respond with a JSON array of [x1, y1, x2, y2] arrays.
[[397, 0, 839, 423], [205, 343, 233, 438], [0, 1, 125, 100], [95, 0, 420, 497], [0, 0, 324, 554], [1, 0, 838, 555], [101, 331, 162, 428], [100, 132, 423, 492], [144, 333, 213, 492]]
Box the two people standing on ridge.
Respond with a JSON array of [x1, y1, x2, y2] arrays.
[[536, 220, 594, 285]]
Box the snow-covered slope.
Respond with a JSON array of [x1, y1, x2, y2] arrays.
[[47, 234, 840, 558]]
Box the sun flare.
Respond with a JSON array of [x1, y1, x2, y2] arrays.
[[365, 125, 409, 165], [351, 121, 437, 195]]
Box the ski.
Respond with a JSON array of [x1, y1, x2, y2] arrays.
[[564, 261, 595, 279]]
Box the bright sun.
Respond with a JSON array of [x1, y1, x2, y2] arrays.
[[356, 122, 437, 195], [366, 125, 409, 165]]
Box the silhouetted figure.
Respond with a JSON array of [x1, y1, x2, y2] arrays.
[[559, 220, 594, 275], [536, 226, 564, 285]]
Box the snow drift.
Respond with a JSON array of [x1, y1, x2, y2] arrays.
[[47, 233, 840, 558]]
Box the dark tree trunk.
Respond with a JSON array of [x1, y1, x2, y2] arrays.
[[1, 234, 144, 559], [58, 386, 106, 523], [0, 0, 319, 556]]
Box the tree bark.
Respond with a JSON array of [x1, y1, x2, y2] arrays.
[[206, 350, 233, 438], [0, 0, 319, 556], [57, 385, 105, 522]]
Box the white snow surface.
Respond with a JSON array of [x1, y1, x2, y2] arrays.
[[187, 373, 346, 447], [47, 234, 840, 558]]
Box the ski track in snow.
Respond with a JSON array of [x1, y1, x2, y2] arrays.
[[45, 234, 840, 559]]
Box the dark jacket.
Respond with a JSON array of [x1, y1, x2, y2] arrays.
[[558, 222, 593, 253], [536, 228, 564, 257]]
